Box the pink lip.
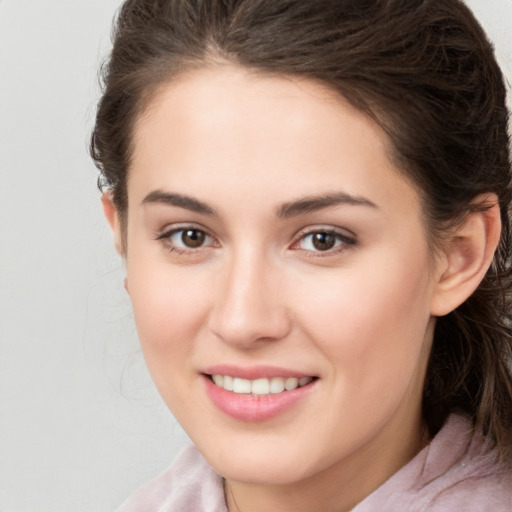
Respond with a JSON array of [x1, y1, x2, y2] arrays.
[[201, 370, 317, 422]]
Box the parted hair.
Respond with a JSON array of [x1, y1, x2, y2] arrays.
[[91, 0, 512, 460]]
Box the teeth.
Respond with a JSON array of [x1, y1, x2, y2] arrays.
[[269, 378, 285, 394], [212, 375, 224, 387], [211, 375, 314, 395], [251, 378, 270, 395], [285, 377, 299, 391], [299, 377, 311, 386], [233, 378, 252, 394], [223, 375, 233, 391]]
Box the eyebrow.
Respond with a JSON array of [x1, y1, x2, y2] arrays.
[[142, 190, 216, 216], [141, 189, 377, 219], [276, 192, 378, 219]]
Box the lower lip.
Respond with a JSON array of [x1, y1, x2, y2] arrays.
[[202, 375, 317, 422]]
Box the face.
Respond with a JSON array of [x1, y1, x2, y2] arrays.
[[115, 66, 441, 488]]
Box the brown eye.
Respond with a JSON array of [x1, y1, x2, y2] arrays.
[[181, 229, 206, 248], [296, 230, 355, 253], [311, 232, 337, 251], [163, 227, 213, 250]]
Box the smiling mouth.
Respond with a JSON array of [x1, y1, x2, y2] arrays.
[[209, 375, 316, 396]]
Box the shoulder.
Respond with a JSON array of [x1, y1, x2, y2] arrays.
[[353, 414, 512, 511], [423, 415, 512, 511], [117, 443, 227, 512], [424, 420, 512, 512]]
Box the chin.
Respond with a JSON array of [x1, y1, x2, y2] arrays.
[[212, 457, 309, 486], [197, 437, 324, 486]]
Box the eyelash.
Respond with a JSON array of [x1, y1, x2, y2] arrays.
[[156, 225, 357, 256], [291, 228, 357, 256], [156, 225, 217, 255]]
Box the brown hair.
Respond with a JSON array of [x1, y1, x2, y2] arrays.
[[91, 0, 512, 460]]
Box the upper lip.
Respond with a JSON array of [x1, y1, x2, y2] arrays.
[[202, 364, 316, 380]]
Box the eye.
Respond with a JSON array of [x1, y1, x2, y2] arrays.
[[157, 226, 215, 252], [295, 229, 356, 253], [171, 228, 209, 248]]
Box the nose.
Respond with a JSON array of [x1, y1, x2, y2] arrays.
[[207, 248, 292, 349]]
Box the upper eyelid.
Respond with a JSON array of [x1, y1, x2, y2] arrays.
[[156, 222, 215, 239], [292, 225, 357, 242]]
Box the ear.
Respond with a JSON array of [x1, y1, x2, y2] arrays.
[[101, 192, 124, 256], [430, 194, 501, 317]]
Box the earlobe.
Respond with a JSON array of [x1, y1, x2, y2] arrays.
[[430, 195, 501, 317], [101, 192, 124, 256]]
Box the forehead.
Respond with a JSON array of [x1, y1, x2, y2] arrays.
[[128, 65, 422, 223]]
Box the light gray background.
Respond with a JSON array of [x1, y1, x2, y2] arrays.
[[0, 1, 510, 511]]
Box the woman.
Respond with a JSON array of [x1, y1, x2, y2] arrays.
[[91, 0, 512, 510]]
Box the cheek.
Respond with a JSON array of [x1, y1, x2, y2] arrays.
[[295, 249, 433, 388], [125, 253, 211, 384]]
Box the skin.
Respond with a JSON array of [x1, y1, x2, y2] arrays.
[[103, 65, 501, 512]]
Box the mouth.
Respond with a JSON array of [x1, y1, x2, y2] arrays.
[[208, 374, 316, 396], [202, 370, 318, 421], [201, 365, 319, 421]]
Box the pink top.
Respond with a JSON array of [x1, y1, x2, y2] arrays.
[[118, 415, 512, 511]]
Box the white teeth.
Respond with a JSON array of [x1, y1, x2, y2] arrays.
[[284, 377, 299, 391], [211, 375, 314, 395], [223, 375, 233, 391], [269, 377, 285, 394], [251, 378, 270, 395], [233, 378, 252, 394]]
